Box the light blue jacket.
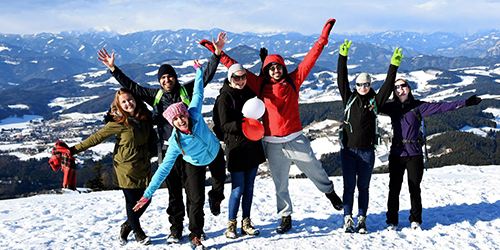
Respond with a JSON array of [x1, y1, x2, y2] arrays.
[[143, 67, 220, 199]]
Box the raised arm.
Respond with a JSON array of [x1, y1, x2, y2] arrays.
[[375, 48, 403, 107], [189, 60, 204, 113], [290, 19, 335, 86], [97, 48, 156, 105], [337, 39, 353, 105]]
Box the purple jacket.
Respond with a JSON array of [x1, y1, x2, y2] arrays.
[[380, 97, 466, 157]]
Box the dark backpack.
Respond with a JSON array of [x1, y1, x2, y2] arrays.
[[212, 92, 236, 141]]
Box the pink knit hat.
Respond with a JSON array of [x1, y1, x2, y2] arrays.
[[163, 102, 189, 127]]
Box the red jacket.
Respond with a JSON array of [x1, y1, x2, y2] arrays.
[[219, 41, 325, 137]]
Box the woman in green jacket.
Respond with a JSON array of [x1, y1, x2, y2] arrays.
[[70, 88, 157, 246]]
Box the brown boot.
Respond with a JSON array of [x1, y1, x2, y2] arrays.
[[241, 217, 260, 236], [225, 219, 237, 239]]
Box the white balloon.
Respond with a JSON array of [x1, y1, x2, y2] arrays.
[[242, 97, 266, 119]]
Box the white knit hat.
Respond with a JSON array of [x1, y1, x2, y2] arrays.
[[227, 63, 245, 81]]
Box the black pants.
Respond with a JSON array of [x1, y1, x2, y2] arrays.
[[386, 154, 424, 225], [165, 146, 226, 240], [123, 188, 151, 235], [165, 155, 188, 236]]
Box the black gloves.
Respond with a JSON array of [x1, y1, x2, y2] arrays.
[[260, 47, 268, 63], [465, 95, 482, 107]]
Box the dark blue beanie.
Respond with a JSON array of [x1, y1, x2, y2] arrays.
[[157, 64, 177, 82]]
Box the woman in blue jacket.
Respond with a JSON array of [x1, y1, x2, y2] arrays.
[[380, 79, 482, 231], [133, 60, 225, 250]]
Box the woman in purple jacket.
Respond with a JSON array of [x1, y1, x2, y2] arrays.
[[380, 79, 482, 231]]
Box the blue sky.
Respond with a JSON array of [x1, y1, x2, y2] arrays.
[[1, 0, 499, 35]]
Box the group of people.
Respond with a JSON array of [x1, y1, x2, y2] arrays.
[[58, 18, 482, 249]]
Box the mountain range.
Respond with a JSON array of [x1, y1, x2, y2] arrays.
[[1, 28, 500, 119]]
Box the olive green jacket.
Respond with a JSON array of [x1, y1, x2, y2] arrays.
[[74, 120, 156, 189]]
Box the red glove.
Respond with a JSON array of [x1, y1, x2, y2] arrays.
[[318, 18, 336, 45], [199, 39, 216, 54]]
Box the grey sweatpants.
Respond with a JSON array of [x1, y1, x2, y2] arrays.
[[264, 134, 334, 217]]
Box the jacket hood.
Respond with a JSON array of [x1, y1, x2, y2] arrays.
[[262, 54, 288, 79]]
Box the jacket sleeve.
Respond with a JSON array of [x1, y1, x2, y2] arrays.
[[418, 99, 467, 118], [337, 54, 353, 105], [217, 93, 243, 135], [142, 143, 180, 199], [73, 122, 122, 153], [289, 41, 325, 88], [110, 67, 157, 106], [180, 53, 222, 93], [189, 67, 204, 115], [375, 64, 399, 107]]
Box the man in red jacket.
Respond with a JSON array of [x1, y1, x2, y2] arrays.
[[200, 19, 343, 234]]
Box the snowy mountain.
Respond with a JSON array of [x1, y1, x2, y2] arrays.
[[0, 164, 499, 249]]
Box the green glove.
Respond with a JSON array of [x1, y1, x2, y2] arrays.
[[391, 47, 403, 66], [339, 39, 352, 57]]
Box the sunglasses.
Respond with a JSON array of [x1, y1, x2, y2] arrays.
[[269, 64, 283, 71], [394, 83, 409, 90], [232, 74, 247, 81], [356, 82, 370, 88]]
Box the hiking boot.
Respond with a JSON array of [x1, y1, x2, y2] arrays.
[[225, 219, 237, 239], [276, 215, 292, 234], [356, 216, 367, 234], [241, 217, 260, 236], [386, 223, 398, 231], [325, 190, 343, 211], [166, 233, 182, 244], [344, 215, 355, 233], [118, 222, 132, 246], [134, 231, 151, 245], [190, 237, 206, 250], [411, 221, 421, 230], [208, 190, 221, 216]]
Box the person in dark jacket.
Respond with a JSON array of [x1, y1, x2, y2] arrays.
[[337, 39, 403, 233], [214, 63, 266, 239], [96, 32, 227, 244], [69, 88, 157, 246], [380, 79, 482, 231], [134, 60, 224, 250], [200, 19, 343, 234]]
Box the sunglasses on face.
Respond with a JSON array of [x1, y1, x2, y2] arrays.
[[269, 64, 283, 71], [394, 83, 409, 90], [356, 82, 370, 88], [232, 74, 247, 81]]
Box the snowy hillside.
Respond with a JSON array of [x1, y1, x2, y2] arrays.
[[0, 165, 499, 249]]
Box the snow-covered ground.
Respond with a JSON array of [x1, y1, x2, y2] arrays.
[[0, 164, 499, 249]]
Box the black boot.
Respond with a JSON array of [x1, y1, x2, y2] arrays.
[[134, 231, 151, 245], [276, 215, 292, 234], [208, 190, 221, 216], [326, 190, 343, 210], [118, 222, 132, 246]]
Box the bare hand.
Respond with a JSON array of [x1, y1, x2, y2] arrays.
[[193, 59, 203, 70], [213, 32, 227, 56], [133, 196, 149, 212], [97, 48, 116, 72]]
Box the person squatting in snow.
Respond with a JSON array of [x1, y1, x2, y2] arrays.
[[337, 39, 403, 234], [200, 18, 343, 235], [380, 79, 482, 231], [96, 33, 227, 245], [68, 88, 158, 245], [133, 60, 225, 250]]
